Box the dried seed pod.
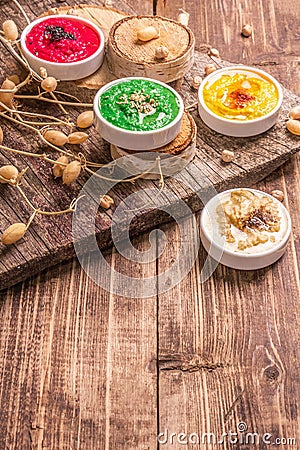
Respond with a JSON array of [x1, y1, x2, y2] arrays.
[[41, 76, 57, 92], [205, 64, 217, 75], [43, 129, 68, 146], [53, 155, 69, 178], [2, 20, 18, 41], [286, 119, 300, 136], [221, 150, 235, 162], [209, 48, 220, 58], [2, 223, 27, 245], [137, 26, 159, 42], [0, 125, 3, 144], [8, 74, 20, 85], [241, 24, 253, 37], [192, 75, 202, 90], [289, 105, 300, 120], [0, 79, 16, 107], [0, 165, 19, 183], [77, 110, 94, 128], [39, 67, 48, 79], [100, 194, 114, 209], [271, 189, 284, 202], [155, 45, 169, 59], [68, 131, 89, 144], [177, 10, 190, 26], [62, 161, 81, 184]]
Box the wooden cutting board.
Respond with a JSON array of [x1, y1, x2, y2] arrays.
[[0, 7, 299, 290]]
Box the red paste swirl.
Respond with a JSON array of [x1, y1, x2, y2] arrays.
[[26, 17, 100, 63], [228, 89, 255, 109]]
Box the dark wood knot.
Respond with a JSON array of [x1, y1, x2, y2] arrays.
[[264, 365, 280, 381]]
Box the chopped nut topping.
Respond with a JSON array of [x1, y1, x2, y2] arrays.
[[116, 91, 159, 114]]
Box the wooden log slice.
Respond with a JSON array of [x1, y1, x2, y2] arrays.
[[110, 111, 197, 179], [107, 16, 195, 82]]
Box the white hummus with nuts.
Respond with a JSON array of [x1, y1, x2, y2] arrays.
[[204, 189, 289, 254]]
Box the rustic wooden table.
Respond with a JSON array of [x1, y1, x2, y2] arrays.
[[0, 0, 299, 449]]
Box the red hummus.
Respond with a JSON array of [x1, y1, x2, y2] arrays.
[[25, 17, 100, 63]]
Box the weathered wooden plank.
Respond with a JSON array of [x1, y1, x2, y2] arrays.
[[0, 2, 158, 450], [156, 0, 300, 96], [0, 244, 158, 449], [157, 182, 300, 447], [0, 43, 299, 290], [157, 0, 300, 447]]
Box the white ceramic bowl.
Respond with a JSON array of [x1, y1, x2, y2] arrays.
[[20, 15, 105, 81], [200, 188, 291, 270], [93, 77, 184, 151], [198, 66, 283, 137]]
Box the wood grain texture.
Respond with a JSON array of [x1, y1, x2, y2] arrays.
[[0, 23, 299, 289], [156, 0, 300, 448], [0, 0, 300, 449], [0, 1, 158, 450]]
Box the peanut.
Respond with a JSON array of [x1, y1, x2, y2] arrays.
[[177, 11, 189, 26], [2, 20, 18, 41], [289, 106, 300, 120], [286, 119, 300, 136], [137, 26, 159, 42], [241, 24, 252, 37], [100, 194, 114, 209], [0, 165, 18, 183], [221, 150, 235, 162], [62, 161, 81, 184], [192, 75, 202, 90], [77, 110, 94, 128], [271, 189, 284, 202], [2, 223, 27, 245], [155, 45, 169, 59], [205, 64, 217, 75], [43, 129, 68, 146], [68, 132, 88, 144], [41, 76, 57, 92], [53, 155, 69, 178], [209, 48, 220, 58], [39, 67, 48, 79], [0, 79, 15, 108]]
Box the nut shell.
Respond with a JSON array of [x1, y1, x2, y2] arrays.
[[0, 79, 15, 107], [77, 110, 94, 128], [155, 45, 169, 59], [221, 150, 235, 162], [205, 64, 217, 75], [100, 195, 114, 209], [289, 106, 300, 120], [137, 26, 159, 42], [241, 24, 253, 37], [2, 20, 18, 41], [68, 132, 89, 144], [41, 76, 57, 92], [53, 155, 69, 178], [43, 129, 68, 146], [2, 223, 26, 245], [0, 165, 19, 183], [271, 189, 284, 202], [286, 119, 300, 136], [62, 161, 81, 185]]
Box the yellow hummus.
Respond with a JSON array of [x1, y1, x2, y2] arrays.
[[203, 69, 279, 120]]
